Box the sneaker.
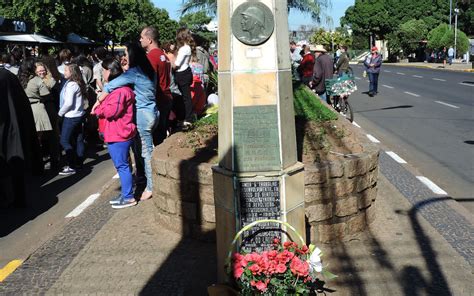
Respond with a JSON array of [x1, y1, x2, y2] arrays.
[[59, 166, 76, 176], [109, 194, 122, 205], [111, 198, 137, 209]]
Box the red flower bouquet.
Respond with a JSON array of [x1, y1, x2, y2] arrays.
[[227, 220, 336, 295]]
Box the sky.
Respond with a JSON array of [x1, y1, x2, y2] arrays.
[[151, 0, 355, 30]]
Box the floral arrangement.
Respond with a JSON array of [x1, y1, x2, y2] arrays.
[[227, 220, 336, 295]]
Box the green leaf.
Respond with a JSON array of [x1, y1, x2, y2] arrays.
[[321, 269, 338, 280]]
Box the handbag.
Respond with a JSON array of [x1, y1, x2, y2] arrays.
[[362, 70, 367, 78]]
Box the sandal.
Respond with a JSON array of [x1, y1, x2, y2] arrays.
[[140, 190, 152, 201]]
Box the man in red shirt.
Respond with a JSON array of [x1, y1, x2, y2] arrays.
[[140, 26, 172, 145], [297, 45, 315, 87]]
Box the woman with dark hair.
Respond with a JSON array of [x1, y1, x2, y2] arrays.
[[174, 28, 195, 129], [58, 63, 86, 175], [93, 58, 137, 208], [94, 42, 157, 202]]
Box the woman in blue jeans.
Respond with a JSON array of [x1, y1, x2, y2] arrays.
[[94, 42, 158, 202], [58, 63, 86, 176], [363, 46, 382, 97]]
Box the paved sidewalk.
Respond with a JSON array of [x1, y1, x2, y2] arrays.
[[1, 158, 473, 295]]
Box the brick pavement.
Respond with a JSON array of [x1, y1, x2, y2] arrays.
[[1, 156, 473, 295]]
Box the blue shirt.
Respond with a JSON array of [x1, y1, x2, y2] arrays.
[[104, 66, 156, 113]]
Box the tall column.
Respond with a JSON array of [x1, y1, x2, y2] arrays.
[[213, 0, 305, 282]]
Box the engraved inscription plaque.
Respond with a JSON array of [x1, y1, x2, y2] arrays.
[[231, 2, 274, 46], [239, 180, 281, 252], [233, 106, 280, 172]]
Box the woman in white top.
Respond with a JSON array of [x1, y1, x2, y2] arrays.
[[174, 28, 195, 128], [58, 63, 86, 176]]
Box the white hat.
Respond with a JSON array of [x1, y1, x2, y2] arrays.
[[310, 44, 327, 52]]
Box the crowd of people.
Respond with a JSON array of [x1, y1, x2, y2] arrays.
[[290, 41, 382, 98], [0, 26, 218, 209]]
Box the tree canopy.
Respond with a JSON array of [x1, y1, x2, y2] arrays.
[[0, 0, 179, 44], [341, 0, 450, 40], [428, 23, 470, 54], [181, 0, 332, 23]]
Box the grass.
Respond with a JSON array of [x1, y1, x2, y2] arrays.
[[293, 82, 338, 122]]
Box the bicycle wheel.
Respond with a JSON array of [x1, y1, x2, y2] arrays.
[[339, 98, 354, 122]]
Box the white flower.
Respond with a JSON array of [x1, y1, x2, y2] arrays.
[[308, 247, 323, 273]]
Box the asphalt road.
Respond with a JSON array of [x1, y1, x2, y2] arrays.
[[349, 64, 474, 212], [0, 148, 116, 268]]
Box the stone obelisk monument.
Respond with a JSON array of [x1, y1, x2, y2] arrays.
[[213, 0, 305, 281]]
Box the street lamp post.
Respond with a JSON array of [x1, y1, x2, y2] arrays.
[[454, 8, 459, 60], [449, 0, 453, 28]]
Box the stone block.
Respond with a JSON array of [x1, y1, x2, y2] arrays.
[[304, 165, 327, 185], [304, 185, 324, 203], [318, 222, 346, 243], [344, 155, 369, 178], [199, 184, 215, 205], [182, 201, 197, 221], [347, 213, 367, 234], [202, 204, 216, 223], [358, 186, 377, 209], [190, 163, 213, 185], [305, 203, 333, 223], [335, 195, 358, 217], [166, 199, 177, 214], [366, 204, 377, 224], [154, 158, 167, 176], [165, 159, 183, 180], [330, 179, 351, 197], [328, 161, 344, 178], [368, 150, 379, 171], [153, 194, 167, 211], [155, 175, 171, 196]]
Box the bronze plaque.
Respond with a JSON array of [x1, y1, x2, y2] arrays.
[[233, 105, 280, 172], [231, 2, 274, 46]]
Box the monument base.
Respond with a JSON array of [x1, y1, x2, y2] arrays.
[[212, 162, 305, 283]]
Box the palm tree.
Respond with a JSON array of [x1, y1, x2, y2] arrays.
[[180, 0, 332, 23]]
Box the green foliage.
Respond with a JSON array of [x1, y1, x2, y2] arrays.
[[309, 28, 352, 50], [179, 11, 216, 44], [293, 83, 338, 122], [388, 19, 428, 58], [0, 0, 179, 44], [428, 23, 470, 54], [180, 0, 331, 22], [341, 0, 450, 48]]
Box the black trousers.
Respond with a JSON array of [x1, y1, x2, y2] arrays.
[[174, 68, 193, 122]]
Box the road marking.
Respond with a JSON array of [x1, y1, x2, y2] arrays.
[[384, 70, 391, 73], [396, 72, 406, 75], [412, 75, 423, 78], [459, 82, 474, 87], [435, 101, 459, 109], [113, 173, 119, 179], [404, 91, 420, 97], [366, 134, 380, 143], [416, 176, 448, 195], [382, 84, 394, 89], [65, 193, 100, 218], [386, 151, 407, 164], [0, 260, 23, 282], [432, 78, 446, 81], [352, 121, 361, 128], [355, 76, 361, 80]]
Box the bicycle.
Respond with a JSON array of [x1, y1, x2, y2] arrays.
[[324, 68, 356, 122]]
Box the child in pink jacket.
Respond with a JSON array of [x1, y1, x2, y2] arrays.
[[93, 58, 137, 209]]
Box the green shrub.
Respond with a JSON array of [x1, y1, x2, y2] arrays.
[[293, 83, 338, 122]]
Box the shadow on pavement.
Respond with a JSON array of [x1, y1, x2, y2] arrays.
[[140, 135, 217, 295], [0, 148, 110, 237], [355, 105, 413, 113]]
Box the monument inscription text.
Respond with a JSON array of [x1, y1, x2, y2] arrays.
[[239, 180, 281, 252]]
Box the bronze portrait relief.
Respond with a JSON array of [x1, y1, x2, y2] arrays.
[[231, 2, 274, 46]]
